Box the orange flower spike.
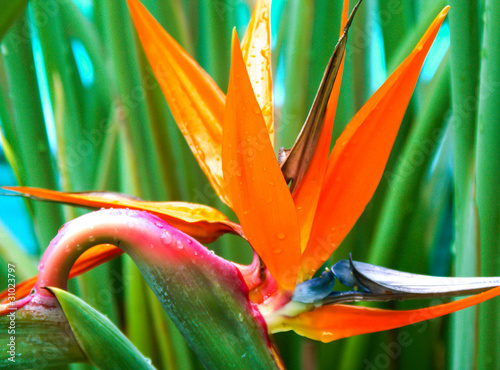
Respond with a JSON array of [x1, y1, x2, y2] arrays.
[[241, 0, 274, 145], [299, 7, 450, 280], [222, 31, 301, 291], [292, 0, 349, 252], [4, 186, 242, 244], [127, 0, 229, 205], [277, 286, 500, 342]]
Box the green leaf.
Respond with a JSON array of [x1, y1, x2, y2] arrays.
[[0, 295, 85, 368], [49, 287, 155, 369], [0, 0, 27, 40]]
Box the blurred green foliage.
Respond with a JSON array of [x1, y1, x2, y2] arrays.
[[0, 0, 499, 369]]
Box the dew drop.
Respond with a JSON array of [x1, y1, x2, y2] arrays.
[[262, 102, 272, 116], [176, 240, 184, 250], [247, 148, 254, 157], [272, 248, 283, 254], [155, 222, 164, 229], [265, 196, 273, 204], [160, 231, 172, 245], [88, 236, 95, 242], [128, 221, 135, 228], [276, 232, 286, 240], [253, 104, 261, 114], [238, 312, 244, 322]]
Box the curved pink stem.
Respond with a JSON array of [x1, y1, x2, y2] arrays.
[[32, 209, 280, 368], [35, 209, 243, 296]]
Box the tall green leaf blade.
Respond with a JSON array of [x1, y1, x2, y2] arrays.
[[447, 0, 482, 367], [476, 0, 500, 366], [0, 0, 27, 40], [1, 13, 64, 250]]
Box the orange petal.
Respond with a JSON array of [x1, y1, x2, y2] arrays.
[[293, 0, 349, 252], [299, 7, 450, 280], [222, 31, 301, 291], [0, 244, 121, 305], [241, 0, 274, 146], [127, 0, 230, 205], [4, 186, 242, 244], [280, 286, 500, 342]]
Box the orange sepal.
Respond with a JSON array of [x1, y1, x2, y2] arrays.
[[299, 7, 450, 280], [127, 0, 229, 205], [0, 244, 121, 307], [4, 186, 242, 244], [281, 286, 500, 342], [293, 0, 349, 252], [241, 0, 274, 145], [222, 31, 301, 291]]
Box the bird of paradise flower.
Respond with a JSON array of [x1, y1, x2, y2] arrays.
[[2, 0, 500, 367]]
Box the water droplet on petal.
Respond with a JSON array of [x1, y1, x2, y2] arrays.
[[127, 210, 139, 217], [272, 248, 283, 254], [176, 240, 184, 250], [88, 236, 95, 242], [160, 231, 172, 245], [276, 232, 286, 240]]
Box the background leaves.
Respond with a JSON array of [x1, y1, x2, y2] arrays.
[[0, 0, 498, 369]]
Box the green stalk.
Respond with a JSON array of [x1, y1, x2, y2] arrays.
[[0, 0, 27, 39], [447, 0, 481, 368], [1, 13, 63, 250], [145, 287, 180, 369], [386, 0, 446, 73], [476, 0, 500, 366], [124, 258, 157, 365], [378, 0, 407, 64], [368, 61, 451, 266], [340, 61, 451, 370], [31, 0, 91, 191], [278, 0, 314, 150], [197, 0, 236, 92], [96, 0, 162, 200]]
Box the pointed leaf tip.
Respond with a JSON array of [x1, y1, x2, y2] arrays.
[[127, 0, 230, 206], [223, 31, 301, 291], [279, 285, 500, 343], [299, 6, 450, 280], [49, 287, 155, 369], [241, 0, 274, 145]]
